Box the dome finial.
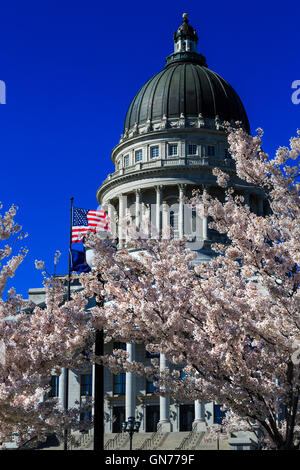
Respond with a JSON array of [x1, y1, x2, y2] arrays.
[[182, 12, 188, 20]]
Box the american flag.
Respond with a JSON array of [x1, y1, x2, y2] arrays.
[[72, 207, 110, 243]]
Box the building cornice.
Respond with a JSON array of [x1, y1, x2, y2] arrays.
[[97, 162, 261, 203]]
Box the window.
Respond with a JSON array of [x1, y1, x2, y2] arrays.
[[80, 409, 92, 432], [150, 146, 159, 159], [170, 211, 178, 230], [49, 375, 59, 397], [188, 144, 197, 155], [135, 149, 143, 162], [145, 350, 160, 358], [113, 342, 126, 351], [180, 369, 193, 380], [224, 148, 231, 158], [207, 145, 215, 157], [146, 379, 155, 394], [146, 379, 159, 394], [214, 404, 227, 424], [168, 144, 178, 156], [124, 155, 130, 167], [113, 373, 126, 395], [80, 374, 92, 396]]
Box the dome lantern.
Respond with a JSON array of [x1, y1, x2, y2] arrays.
[[173, 13, 199, 53]]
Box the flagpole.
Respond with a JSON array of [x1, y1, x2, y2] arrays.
[[64, 196, 74, 451], [68, 197, 74, 300]]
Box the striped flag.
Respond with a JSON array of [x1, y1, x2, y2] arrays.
[[72, 207, 110, 243]]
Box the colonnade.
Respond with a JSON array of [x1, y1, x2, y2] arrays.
[[124, 345, 206, 432], [104, 184, 211, 245], [104, 185, 265, 245]]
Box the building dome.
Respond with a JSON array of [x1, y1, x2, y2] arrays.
[[124, 15, 250, 135]]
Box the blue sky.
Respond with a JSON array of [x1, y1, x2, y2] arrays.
[[0, 0, 299, 297]]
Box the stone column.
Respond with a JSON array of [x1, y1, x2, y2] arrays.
[[125, 207, 131, 243], [118, 194, 126, 247], [135, 189, 141, 230], [58, 368, 68, 408], [125, 343, 136, 420], [193, 400, 206, 431], [162, 200, 169, 239], [141, 203, 150, 239], [178, 184, 186, 239], [158, 354, 171, 432], [155, 185, 162, 237], [107, 201, 116, 239], [202, 185, 209, 240]]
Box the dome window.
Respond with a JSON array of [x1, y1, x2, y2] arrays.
[[135, 149, 143, 163], [124, 155, 130, 167], [207, 145, 215, 157], [188, 144, 197, 155], [150, 146, 159, 159], [168, 144, 178, 157]]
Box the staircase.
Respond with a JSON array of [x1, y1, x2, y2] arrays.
[[138, 424, 164, 450], [104, 432, 128, 450], [175, 424, 206, 451], [36, 431, 230, 450]]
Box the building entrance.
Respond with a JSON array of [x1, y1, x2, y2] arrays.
[[146, 405, 160, 432], [112, 406, 125, 433], [179, 404, 194, 431]]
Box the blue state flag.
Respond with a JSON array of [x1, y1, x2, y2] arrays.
[[70, 247, 91, 273]]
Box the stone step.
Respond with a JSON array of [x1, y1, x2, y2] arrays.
[[198, 438, 230, 450], [118, 433, 154, 450], [158, 432, 190, 450]]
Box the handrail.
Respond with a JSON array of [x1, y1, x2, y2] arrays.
[[104, 432, 128, 450], [175, 424, 198, 450], [139, 423, 163, 451]]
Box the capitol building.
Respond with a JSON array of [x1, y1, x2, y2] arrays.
[[28, 13, 266, 450]]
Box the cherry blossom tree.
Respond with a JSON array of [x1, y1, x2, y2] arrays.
[[81, 126, 300, 450], [0, 203, 92, 448]]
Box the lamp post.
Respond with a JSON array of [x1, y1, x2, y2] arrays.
[[122, 417, 141, 450], [85, 247, 104, 451]]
